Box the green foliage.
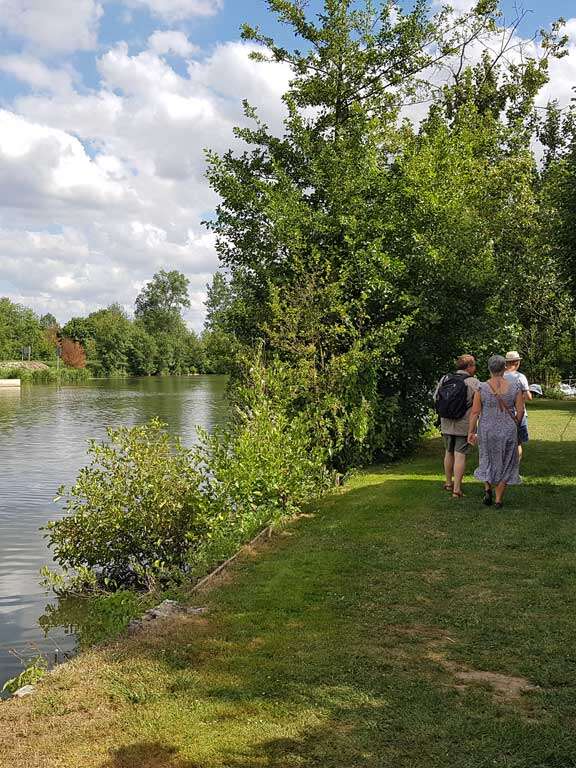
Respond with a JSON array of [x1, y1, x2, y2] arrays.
[[2, 655, 48, 694], [44, 353, 334, 592], [45, 419, 210, 590], [542, 387, 568, 401], [59, 271, 211, 377], [135, 269, 191, 335], [84, 305, 132, 376], [0, 365, 91, 384], [204, 0, 571, 467], [126, 323, 158, 376], [193, 351, 334, 571], [0, 297, 54, 361], [39, 313, 58, 330]]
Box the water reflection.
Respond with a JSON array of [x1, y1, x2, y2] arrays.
[[0, 376, 228, 687]]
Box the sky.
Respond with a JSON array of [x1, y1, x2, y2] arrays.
[[0, 1, 574, 330]]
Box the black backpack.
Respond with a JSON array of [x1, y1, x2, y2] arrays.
[[435, 374, 470, 420]]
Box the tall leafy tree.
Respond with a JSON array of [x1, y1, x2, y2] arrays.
[[135, 270, 191, 334], [205, 0, 566, 466], [0, 298, 52, 361]]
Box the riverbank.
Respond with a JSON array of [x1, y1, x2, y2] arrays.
[[1, 400, 575, 767], [0, 376, 230, 688], [0, 362, 90, 385]]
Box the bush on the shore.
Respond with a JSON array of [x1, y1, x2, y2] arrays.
[[44, 358, 334, 592], [45, 420, 210, 591], [0, 365, 91, 384]]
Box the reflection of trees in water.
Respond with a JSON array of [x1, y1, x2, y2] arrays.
[[0, 388, 22, 434], [39, 592, 146, 651]]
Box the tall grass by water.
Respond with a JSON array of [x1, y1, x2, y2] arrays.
[[0, 365, 91, 384]]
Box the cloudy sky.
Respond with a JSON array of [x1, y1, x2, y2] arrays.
[[0, 0, 574, 329]]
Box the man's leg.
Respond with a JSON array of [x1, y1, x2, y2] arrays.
[[444, 450, 454, 488], [453, 451, 467, 495]]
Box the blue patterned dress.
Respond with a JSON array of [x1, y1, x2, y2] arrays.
[[474, 381, 521, 486]]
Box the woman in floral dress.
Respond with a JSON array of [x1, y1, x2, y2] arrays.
[[468, 355, 525, 509]]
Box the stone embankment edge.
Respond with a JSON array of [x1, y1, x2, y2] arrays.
[[6, 523, 274, 700]]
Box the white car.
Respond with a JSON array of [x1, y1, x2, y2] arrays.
[[559, 382, 576, 397]]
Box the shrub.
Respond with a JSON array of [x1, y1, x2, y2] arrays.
[[543, 387, 568, 400], [44, 419, 210, 590], [0, 366, 91, 384], [44, 356, 336, 593], [2, 655, 48, 694], [60, 338, 86, 368], [192, 361, 334, 573]]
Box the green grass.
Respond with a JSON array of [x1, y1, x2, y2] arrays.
[[1, 400, 576, 767]]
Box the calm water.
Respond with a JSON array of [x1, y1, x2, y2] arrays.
[[0, 376, 228, 687]]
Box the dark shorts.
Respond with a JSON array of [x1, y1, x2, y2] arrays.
[[443, 434, 470, 455], [518, 424, 529, 444]]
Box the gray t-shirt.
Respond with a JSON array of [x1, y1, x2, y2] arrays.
[[435, 371, 480, 437]]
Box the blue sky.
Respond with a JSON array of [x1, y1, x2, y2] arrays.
[[0, 0, 574, 327]]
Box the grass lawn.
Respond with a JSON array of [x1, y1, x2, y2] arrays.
[[1, 400, 576, 768]]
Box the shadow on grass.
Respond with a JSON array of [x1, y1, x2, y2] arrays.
[[102, 742, 199, 768], [222, 708, 388, 768]]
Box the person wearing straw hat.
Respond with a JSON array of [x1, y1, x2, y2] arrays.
[[504, 351, 532, 459]]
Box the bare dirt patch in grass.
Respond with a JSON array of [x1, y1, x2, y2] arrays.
[[428, 652, 539, 703], [387, 624, 539, 706]]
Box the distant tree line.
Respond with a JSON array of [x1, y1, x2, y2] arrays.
[[0, 270, 235, 377]]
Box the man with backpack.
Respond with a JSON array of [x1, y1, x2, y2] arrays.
[[434, 354, 480, 499]]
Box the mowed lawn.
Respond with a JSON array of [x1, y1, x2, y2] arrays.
[[1, 400, 576, 768]]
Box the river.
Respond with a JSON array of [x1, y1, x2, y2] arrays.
[[0, 376, 228, 689]]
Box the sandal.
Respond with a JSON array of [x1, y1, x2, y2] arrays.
[[494, 501, 504, 510], [443, 483, 454, 492], [451, 490, 464, 499]]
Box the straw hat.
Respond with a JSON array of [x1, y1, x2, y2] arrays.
[[505, 351, 521, 362]]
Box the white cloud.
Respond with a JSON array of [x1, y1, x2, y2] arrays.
[[148, 30, 198, 57], [0, 109, 129, 210], [0, 39, 291, 327], [0, 55, 74, 94], [124, 0, 223, 22], [0, 0, 102, 53]]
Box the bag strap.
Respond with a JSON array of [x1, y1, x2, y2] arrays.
[[487, 381, 518, 424]]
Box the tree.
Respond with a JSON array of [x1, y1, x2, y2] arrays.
[[60, 338, 86, 369], [127, 324, 158, 376], [135, 270, 191, 334], [0, 298, 52, 361], [205, 0, 566, 466], [39, 313, 58, 329], [87, 305, 132, 376], [62, 316, 94, 346]]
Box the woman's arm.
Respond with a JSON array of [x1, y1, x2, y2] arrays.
[[468, 390, 482, 445], [515, 389, 525, 423]]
